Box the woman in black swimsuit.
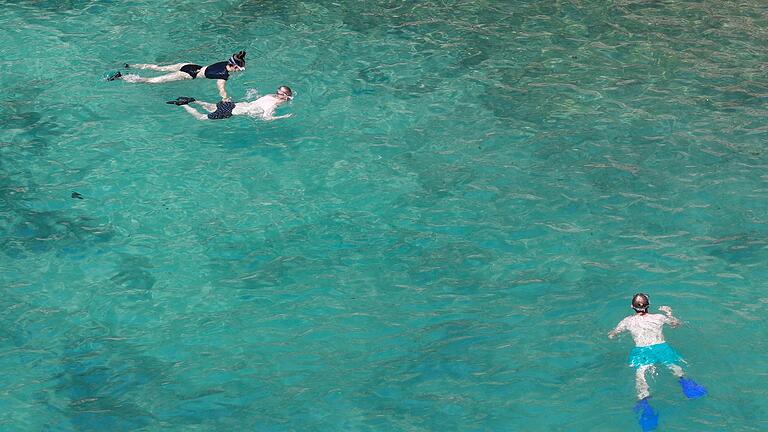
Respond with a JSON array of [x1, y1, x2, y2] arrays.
[[111, 51, 246, 101]]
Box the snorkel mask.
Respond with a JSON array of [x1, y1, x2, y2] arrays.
[[631, 293, 650, 313], [228, 50, 246, 71], [277, 86, 293, 100]]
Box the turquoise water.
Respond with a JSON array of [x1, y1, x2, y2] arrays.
[[1, 0, 767, 430]]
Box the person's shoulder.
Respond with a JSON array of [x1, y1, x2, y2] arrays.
[[644, 313, 667, 323]]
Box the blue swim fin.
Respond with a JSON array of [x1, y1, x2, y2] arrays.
[[679, 377, 707, 399], [634, 398, 658, 431]]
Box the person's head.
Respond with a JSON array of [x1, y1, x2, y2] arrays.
[[227, 50, 246, 72], [631, 293, 650, 314], [276, 86, 293, 101]]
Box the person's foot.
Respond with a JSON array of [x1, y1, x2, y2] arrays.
[[166, 97, 196, 106], [106, 71, 122, 81]]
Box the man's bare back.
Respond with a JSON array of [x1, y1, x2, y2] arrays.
[[609, 307, 680, 347]]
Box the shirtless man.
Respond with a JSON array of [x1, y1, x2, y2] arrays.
[[167, 86, 294, 121], [109, 51, 246, 101], [609, 293, 706, 430]]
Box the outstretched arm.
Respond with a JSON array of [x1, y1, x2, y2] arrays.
[[264, 113, 293, 121], [659, 306, 681, 327], [608, 319, 626, 339], [217, 80, 229, 101]]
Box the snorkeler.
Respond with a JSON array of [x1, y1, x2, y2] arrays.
[[608, 293, 706, 430], [166, 86, 294, 121], [108, 51, 246, 101]]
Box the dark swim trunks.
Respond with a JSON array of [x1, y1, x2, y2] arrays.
[[180, 64, 202, 79], [207, 101, 236, 120]]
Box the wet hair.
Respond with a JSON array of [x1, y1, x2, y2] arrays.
[[228, 50, 246, 68], [278, 86, 293, 97], [632, 293, 650, 313]]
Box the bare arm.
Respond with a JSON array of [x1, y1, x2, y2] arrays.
[[608, 319, 626, 339], [659, 306, 681, 327], [264, 113, 293, 121], [217, 80, 229, 101]]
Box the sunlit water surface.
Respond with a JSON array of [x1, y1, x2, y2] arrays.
[[1, 1, 767, 430]]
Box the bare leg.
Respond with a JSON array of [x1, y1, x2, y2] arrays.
[[122, 71, 191, 84], [181, 105, 209, 121], [635, 365, 652, 400], [667, 364, 684, 378], [131, 63, 189, 71], [193, 101, 217, 112]]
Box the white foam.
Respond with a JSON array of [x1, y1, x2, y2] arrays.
[[244, 88, 261, 101]]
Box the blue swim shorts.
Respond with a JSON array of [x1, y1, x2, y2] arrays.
[[628, 343, 683, 368]]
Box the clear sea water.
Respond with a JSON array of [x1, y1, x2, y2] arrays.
[[1, 1, 767, 430]]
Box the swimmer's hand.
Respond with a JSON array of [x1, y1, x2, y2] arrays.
[[264, 113, 293, 121], [608, 330, 617, 339], [659, 306, 682, 327]]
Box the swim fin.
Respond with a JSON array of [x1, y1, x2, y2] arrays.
[[106, 71, 122, 81], [166, 97, 196, 106], [634, 398, 658, 431], [679, 377, 707, 399]]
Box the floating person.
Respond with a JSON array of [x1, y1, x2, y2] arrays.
[[608, 293, 707, 431], [166, 86, 294, 121], [107, 51, 246, 101]]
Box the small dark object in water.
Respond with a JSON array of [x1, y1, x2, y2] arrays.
[[124, 63, 130, 68], [106, 71, 122, 81], [71, 192, 83, 199]]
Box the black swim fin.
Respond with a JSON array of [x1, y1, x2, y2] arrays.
[[106, 71, 122, 81], [166, 97, 196, 106]]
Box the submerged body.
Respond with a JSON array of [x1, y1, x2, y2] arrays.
[[608, 297, 685, 400], [172, 86, 294, 121], [112, 51, 246, 100], [609, 294, 707, 431]]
